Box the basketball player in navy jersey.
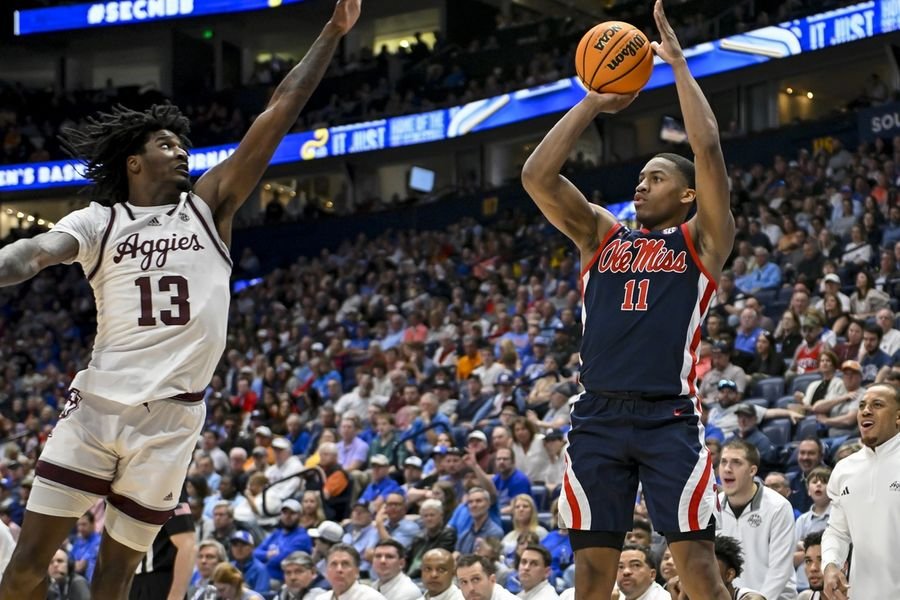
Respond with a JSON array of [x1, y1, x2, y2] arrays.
[[0, 2, 360, 599], [521, 3, 733, 600]]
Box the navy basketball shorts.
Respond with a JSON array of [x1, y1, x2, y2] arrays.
[[559, 392, 717, 546]]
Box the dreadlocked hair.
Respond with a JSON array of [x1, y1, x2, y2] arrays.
[[59, 104, 192, 206]]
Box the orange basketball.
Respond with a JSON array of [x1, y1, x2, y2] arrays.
[[575, 21, 653, 94]]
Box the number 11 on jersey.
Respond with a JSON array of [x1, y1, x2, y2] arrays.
[[621, 279, 650, 311]]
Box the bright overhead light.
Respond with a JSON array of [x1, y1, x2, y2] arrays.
[[786, 87, 793, 94], [807, 91, 814, 99]]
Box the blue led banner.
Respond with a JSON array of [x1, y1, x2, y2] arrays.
[[858, 101, 900, 141], [14, 0, 306, 36], [3, 1, 897, 191]]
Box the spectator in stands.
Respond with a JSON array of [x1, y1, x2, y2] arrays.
[[669, 535, 766, 600], [814, 360, 864, 438], [370, 539, 420, 600], [337, 415, 369, 472], [456, 553, 517, 600], [729, 404, 778, 468], [658, 547, 677, 589], [189, 540, 226, 598], [794, 351, 846, 413], [875, 308, 900, 356], [265, 437, 304, 507], [410, 393, 453, 456], [789, 439, 826, 513], [342, 502, 379, 574], [309, 520, 345, 576], [407, 498, 457, 579], [367, 412, 408, 467], [860, 324, 893, 383], [516, 544, 558, 600], [819, 292, 850, 337], [792, 466, 832, 593], [323, 544, 385, 600], [229, 530, 269, 594], [815, 274, 850, 314], [849, 270, 890, 320], [788, 312, 830, 375], [45, 548, 90, 600], [500, 495, 547, 556], [510, 418, 548, 483], [472, 346, 508, 394], [718, 440, 797, 600], [736, 247, 782, 293], [457, 376, 491, 431], [312, 442, 352, 520], [746, 330, 786, 380], [358, 454, 402, 511], [797, 532, 824, 600], [254, 499, 314, 584], [456, 487, 504, 555], [699, 341, 749, 404], [540, 501, 572, 586], [774, 309, 803, 359], [706, 380, 802, 438], [841, 225, 875, 271], [298, 491, 326, 531], [420, 549, 463, 600], [375, 492, 421, 548], [492, 448, 531, 514], [277, 551, 327, 600], [69, 513, 100, 582], [734, 308, 765, 368], [834, 318, 864, 363]]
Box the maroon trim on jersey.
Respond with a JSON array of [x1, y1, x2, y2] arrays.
[[87, 205, 117, 281], [172, 391, 204, 402], [580, 223, 622, 281], [166, 202, 179, 216], [35, 460, 112, 496], [185, 195, 233, 268], [122, 203, 136, 220], [108, 492, 174, 524], [680, 223, 716, 283]]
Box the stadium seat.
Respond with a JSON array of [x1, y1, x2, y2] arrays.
[[775, 395, 796, 409], [531, 485, 548, 511], [501, 514, 513, 534], [744, 397, 769, 409], [778, 286, 795, 303], [755, 289, 777, 307], [762, 420, 791, 447], [538, 512, 553, 531], [790, 373, 822, 395], [752, 377, 785, 405], [794, 416, 820, 441]]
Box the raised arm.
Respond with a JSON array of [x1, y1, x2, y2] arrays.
[[194, 0, 361, 243], [652, 0, 734, 275], [0, 231, 79, 288], [521, 92, 634, 257]]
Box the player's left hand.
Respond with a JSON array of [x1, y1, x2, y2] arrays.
[[329, 0, 361, 35], [650, 0, 685, 66]]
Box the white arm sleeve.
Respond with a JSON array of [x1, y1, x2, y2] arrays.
[[762, 501, 798, 600], [821, 475, 852, 569], [50, 202, 110, 267]]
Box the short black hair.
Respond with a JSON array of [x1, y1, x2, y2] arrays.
[[59, 104, 191, 206], [520, 544, 552, 568], [373, 539, 406, 558], [867, 382, 900, 407], [631, 517, 652, 535], [456, 553, 496, 575], [864, 323, 884, 340], [714, 535, 745, 577], [803, 531, 823, 551], [654, 152, 696, 189], [620, 543, 656, 571], [326, 543, 360, 568]]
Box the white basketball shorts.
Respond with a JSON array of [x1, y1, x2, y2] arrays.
[[30, 388, 205, 551]]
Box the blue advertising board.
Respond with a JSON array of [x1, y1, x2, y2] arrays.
[[14, 0, 306, 36], [3, 1, 897, 193]]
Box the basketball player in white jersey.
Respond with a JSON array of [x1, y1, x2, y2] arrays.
[[0, 2, 360, 598]]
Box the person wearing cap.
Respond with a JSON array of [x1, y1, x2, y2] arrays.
[[277, 551, 327, 600], [320, 543, 386, 600], [244, 426, 276, 470], [527, 382, 574, 431], [254, 499, 313, 584], [229, 530, 269, 594], [342, 501, 379, 574], [729, 404, 777, 468], [812, 360, 865, 439], [400, 456, 424, 495], [432, 376, 460, 418], [539, 430, 567, 495], [371, 539, 420, 600], [698, 341, 748, 405], [522, 337, 551, 381], [815, 274, 850, 314], [735, 247, 782, 294], [473, 373, 517, 429], [306, 520, 343, 575], [265, 437, 304, 508], [464, 430, 493, 473], [358, 454, 402, 511]]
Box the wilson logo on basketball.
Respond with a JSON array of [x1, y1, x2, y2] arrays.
[[597, 238, 687, 274], [113, 232, 205, 270], [607, 34, 647, 71], [593, 24, 623, 51]]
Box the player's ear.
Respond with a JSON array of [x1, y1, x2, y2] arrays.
[[126, 153, 142, 174], [679, 186, 696, 205]]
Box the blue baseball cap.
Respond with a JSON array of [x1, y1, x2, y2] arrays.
[[230, 530, 254, 546]]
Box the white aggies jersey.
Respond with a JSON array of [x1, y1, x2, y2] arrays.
[[53, 192, 231, 405]]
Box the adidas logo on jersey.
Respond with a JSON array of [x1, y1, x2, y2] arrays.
[[840, 486, 850, 496], [890, 481, 900, 492], [148, 217, 161, 226], [163, 491, 174, 501]]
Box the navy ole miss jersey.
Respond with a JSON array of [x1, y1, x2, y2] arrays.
[[579, 222, 716, 396]]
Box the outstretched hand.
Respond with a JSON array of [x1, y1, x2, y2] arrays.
[[650, 0, 685, 66], [329, 0, 361, 35], [582, 90, 638, 114]]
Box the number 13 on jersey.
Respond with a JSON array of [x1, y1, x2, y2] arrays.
[[621, 279, 650, 311]]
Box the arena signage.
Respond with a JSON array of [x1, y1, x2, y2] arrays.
[[3, 1, 898, 191], [14, 0, 306, 36], [858, 101, 900, 141]]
